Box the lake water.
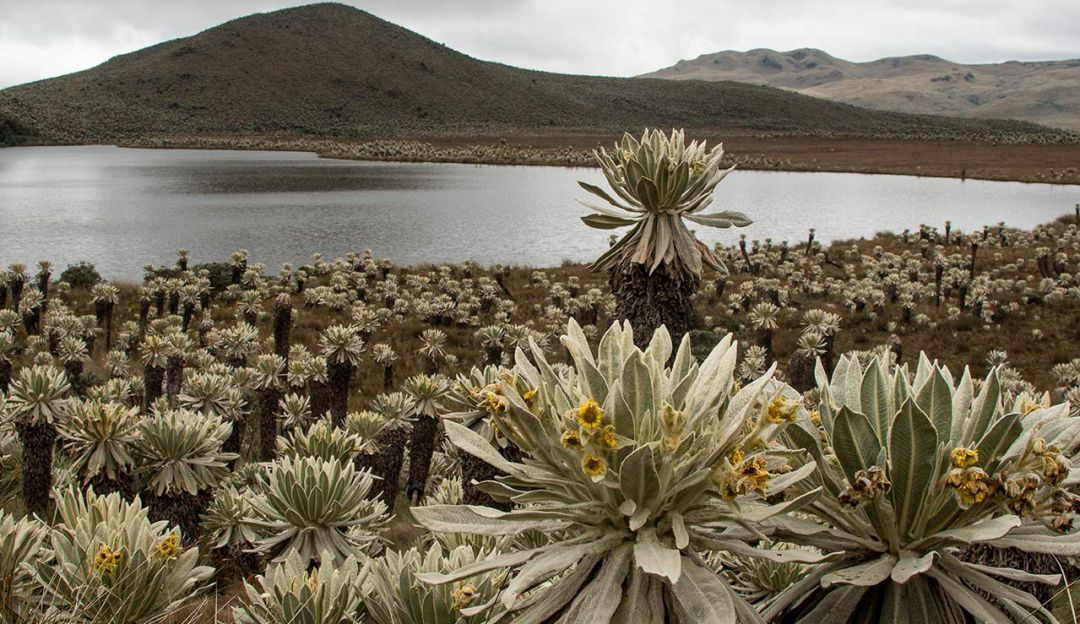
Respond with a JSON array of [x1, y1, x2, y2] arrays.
[[0, 146, 1076, 281]]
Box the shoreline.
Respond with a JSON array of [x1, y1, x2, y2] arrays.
[[18, 214, 1080, 393], [69, 133, 1080, 186], [32, 213, 1080, 286]]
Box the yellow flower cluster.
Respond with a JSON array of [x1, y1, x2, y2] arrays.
[[452, 583, 477, 610], [838, 466, 892, 509], [972, 438, 1074, 518], [1017, 396, 1048, 415], [472, 378, 518, 417], [945, 467, 992, 508], [561, 399, 618, 481], [766, 396, 799, 424], [92, 545, 124, 577], [950, 447, 979, 468], [945, 447, 995, 508], [1002, 473, 1040, 516], [1032, 438, 1068, 487], [560, 421, 616, 452], [154, 534, 181, 560], [485, 391, 508, 415], [715, 449, 770, 498]]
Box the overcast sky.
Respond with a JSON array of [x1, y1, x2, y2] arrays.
[[2, 0, 1079, 88]]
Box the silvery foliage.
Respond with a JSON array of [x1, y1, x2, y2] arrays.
[[579, 128, 751, 277], [765, 352, 1080, 623], [415, 319, 814, 623]]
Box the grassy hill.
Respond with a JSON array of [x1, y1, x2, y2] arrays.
[[643, 48, 1080, 132], [0, 3, 1074, 146]]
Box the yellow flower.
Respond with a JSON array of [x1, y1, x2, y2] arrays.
[[452, 583, 477, 610], [576, 399, 604, 431], [92, 545, 123, 576], [839, 467, 892, 509], [485, 392, 508, 414], [1018, 396, 1048, 415], [1041, 453, 1068, 487], [93, 546, 111, 568], [950, 447, 979, 469], [715, 452, 770, 498], [560, 429, 583, 450], [1003, 473, 1039, 516], [522, 388, 538, 406], [598, 425, 618, 449], [740, 457, 770, 492], [767, 396, 798, 423], [945, 467, 992, 508], [809, 411, 822, 426], [154, 534, 181, 560], [582, 454, 607, 480]]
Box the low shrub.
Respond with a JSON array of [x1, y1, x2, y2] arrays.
[[59, 261, 102, 289]]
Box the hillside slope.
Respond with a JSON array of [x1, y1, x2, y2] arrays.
[[642, 48, 1080, 131], [0, 4, 1073, 145]]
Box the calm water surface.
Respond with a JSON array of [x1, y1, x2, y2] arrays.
[[0, 146, 1075, 280]]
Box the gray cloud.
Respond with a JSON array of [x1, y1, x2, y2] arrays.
[[2, 0, 1079, 88]]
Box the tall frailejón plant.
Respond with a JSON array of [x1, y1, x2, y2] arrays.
[[579, 129, 750, 347], [134, 409, 237, 537], [415, 319, 816, 623], [7, 364, 71, 517], [766, 353, 1080, 623]]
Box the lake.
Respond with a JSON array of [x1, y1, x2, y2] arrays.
[[0, 146, 1075, 281]]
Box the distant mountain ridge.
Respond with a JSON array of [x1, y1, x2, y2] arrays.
[[642, 48, 1080, 131], [0, 4, 1074, 146]]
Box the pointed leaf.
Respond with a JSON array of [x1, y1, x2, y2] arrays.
[[889, 400, 938, 538], [582, 214, 638, 230], [670, 558, 736, 624], [619, 445, 660, 511], [833, 407, 881, 484]]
